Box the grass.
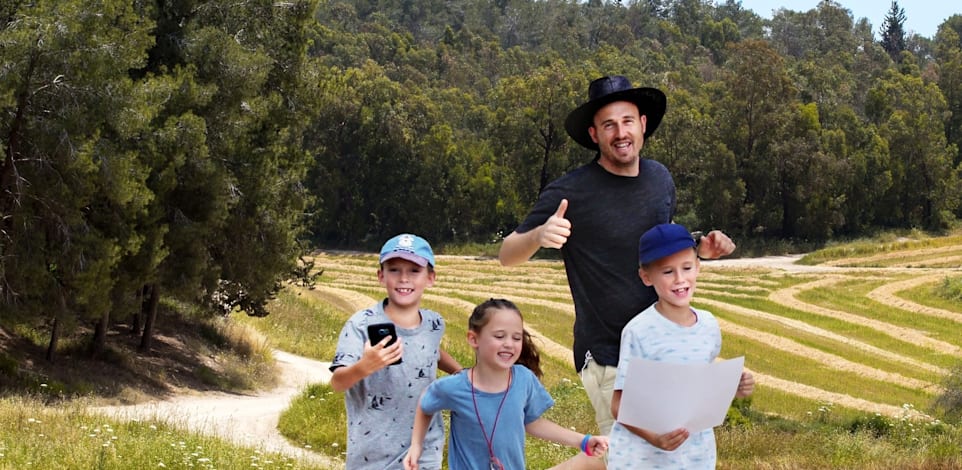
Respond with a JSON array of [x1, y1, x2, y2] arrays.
[[797, 228, 962, 266], [0, 298, 323, 469], [0, 396, 320, 469], [286, 232, 962, 468], [702, 288, 957, 371], [3, 230, 962, 468]]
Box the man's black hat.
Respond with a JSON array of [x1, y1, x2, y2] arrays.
[[564, 75, 667, 151]]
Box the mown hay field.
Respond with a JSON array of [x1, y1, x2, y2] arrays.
[[293, 233, 962, 467]]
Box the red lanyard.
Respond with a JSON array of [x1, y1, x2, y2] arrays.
[[471, 367, 512, 470]]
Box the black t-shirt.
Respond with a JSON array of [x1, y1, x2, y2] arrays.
[[515, 159, 676, 370]]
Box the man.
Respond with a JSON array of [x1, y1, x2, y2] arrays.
[[499, 76, 735, 467]]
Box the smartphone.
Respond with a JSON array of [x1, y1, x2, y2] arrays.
[[367, 322, 402, 365]]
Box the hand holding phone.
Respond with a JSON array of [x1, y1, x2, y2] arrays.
[[367, 322, 402, 365]]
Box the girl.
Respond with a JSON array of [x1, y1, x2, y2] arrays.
[[403, 298, 608, 470]]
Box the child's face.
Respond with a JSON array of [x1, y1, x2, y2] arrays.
[[377, 258, 435, 310], [638, 248, 699, 311], [468, 308, 524, 370]]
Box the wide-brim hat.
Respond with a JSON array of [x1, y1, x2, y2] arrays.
[[564, 76, 667, 151]]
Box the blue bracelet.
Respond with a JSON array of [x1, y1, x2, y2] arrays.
[[580, 434, 592, 456]]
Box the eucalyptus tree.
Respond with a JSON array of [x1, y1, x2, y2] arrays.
[[867, 63, 961, 229], [714, 0, 764, 40], [769, 103, 846, 240], [934, 16, 962, 169], [714, 40, 797, 237], [488, 61, 584, 212], [648, 86, 745, 233], [819, 105, 892, 234], [305, 61, 444, 246]]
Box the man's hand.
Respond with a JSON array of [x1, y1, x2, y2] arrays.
[[696, 230, 735, 260], [538, 199, 571, 249]]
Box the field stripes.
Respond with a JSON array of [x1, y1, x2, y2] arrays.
[[309, 248, 961, 420], [768, 277, 961, 356], [750, 371, 922, 418], [866, 273, 962, 323], [695, 297, 945, 375]]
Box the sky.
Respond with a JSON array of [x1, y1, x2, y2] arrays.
[[735, 1, 960, 38]]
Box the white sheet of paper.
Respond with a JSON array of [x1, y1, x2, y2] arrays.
[[616, 356, 744, 434]]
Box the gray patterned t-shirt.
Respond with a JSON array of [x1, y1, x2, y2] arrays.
[[331, 300, 446, 469]]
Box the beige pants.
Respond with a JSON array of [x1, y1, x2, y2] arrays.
[[580, 356, 617, 435]]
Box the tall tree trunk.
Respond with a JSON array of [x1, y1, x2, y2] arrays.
[[130, 284, 148, 336], [537, 121, 556, 195], [45, 317, 61, 363], [45, 282, 69, 362], [138, 284, 159, 353], [89, 309, 110, 359]]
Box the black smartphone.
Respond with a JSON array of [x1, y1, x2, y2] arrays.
[[367, 322, 402, 365]]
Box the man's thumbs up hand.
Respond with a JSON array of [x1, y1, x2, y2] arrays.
[[539, 199, 571, 249]]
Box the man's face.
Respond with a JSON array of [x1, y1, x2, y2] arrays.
[[588, 101, 647, 174]]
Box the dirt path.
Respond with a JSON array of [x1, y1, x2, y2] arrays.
[[92, 350, 340, 469]]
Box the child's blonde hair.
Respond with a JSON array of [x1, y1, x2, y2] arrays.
[[469, 298, 543, 379]]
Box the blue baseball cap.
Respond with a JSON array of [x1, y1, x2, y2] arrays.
[[379, 234, 435, 268], [638, 223, 696, 265]]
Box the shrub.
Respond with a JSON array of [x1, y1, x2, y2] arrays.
[[848, 413, 892, 438], [935, 276, 962, 302], [933, 363, 962, 423]]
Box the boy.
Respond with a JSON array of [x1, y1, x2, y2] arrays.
[[330, 233, 461, 469], [608, 223, 754, 468]]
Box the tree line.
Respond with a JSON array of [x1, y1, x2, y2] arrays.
[[2, 0, 961, 358]]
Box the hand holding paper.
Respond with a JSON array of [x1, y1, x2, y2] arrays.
[[616, 356, 745, 435]]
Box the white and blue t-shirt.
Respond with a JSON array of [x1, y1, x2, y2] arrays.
[[608, 303, 723, 469]]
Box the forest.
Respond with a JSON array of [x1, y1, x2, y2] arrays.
[[2, 0, 961, 353]]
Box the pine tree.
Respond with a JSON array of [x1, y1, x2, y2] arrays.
[[880, 1, 907, 61]]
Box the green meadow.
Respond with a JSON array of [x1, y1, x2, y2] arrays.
[[264, 230, 962, 468], [2, 231, 961, 469]]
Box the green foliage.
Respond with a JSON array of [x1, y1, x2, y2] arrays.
[[935, 276, 962, 301], [933, 363, 962, 423], [848, 412, 894, 438], [1, 0, 319, 357], [3, 7, 962, 461], [724, 397, 754, 428]]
